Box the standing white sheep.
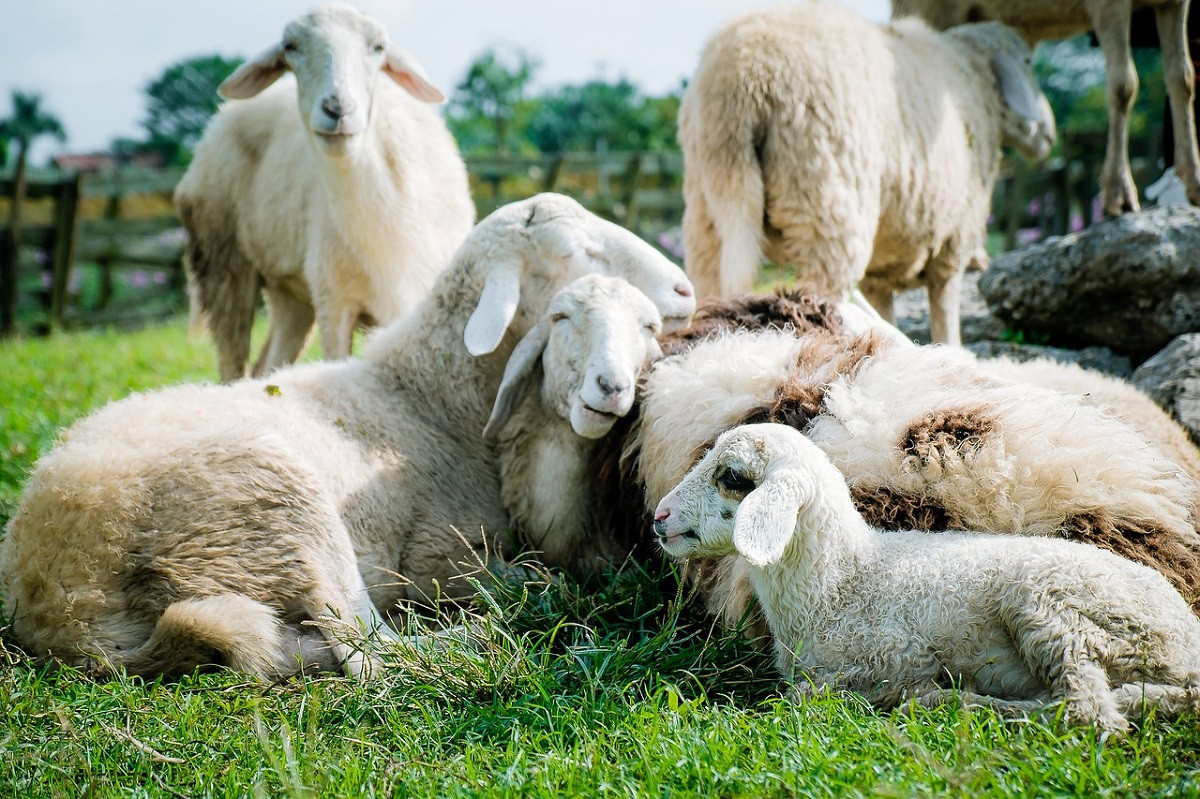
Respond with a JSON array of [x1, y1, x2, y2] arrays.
[[484, 273, 665, 577], [678, 3, 1055, 344], [892, 0, 1200, 216], [175, 3, 474, 382], [0, 194, 696, 680], [655, 423, 1200, 732]]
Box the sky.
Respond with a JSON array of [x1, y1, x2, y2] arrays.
[[1, 0, 891, 164]]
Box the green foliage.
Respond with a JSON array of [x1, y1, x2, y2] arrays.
[[446, 47, 682, 155], [0, 90, 66, 169], [528, 79, 681, 153], [447, 47, 540, 154], [5, 321, 1200, 796], [132, 54, 244, 166]]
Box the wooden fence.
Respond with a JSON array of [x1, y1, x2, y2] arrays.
[[0, 140, 1132, 336]]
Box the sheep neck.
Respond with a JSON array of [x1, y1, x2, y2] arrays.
[[748, 474, 876, 652], [311, 122, 409, 264], [365, 257, 527, 439], [497, 406, 600, 569]]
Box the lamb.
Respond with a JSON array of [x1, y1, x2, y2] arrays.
[[677, 3, 1056, 344], [655, 423, 1200, 731], [892, 0, 1200, 217], [0, 193, 696, 680], [175, 3, 474, 383], [484, 273, 665, 578]]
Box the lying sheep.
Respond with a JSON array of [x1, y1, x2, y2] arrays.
[[0, 193, 696, 680], [677, 3, 1055, 344], [892, 0, 1200, 216], [484, 273, 665, 578], [175, 3, 474, 382], [655, 423, 1200, 731], [588, 292, 1200, 641]]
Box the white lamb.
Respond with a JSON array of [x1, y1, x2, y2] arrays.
[[892, 0, 1200, 216], [484, 273, 664, 577], [677, 3, 1056, 344], [0, 194, 696, 680], [655, 423, 1200, 732], [175, 3, 474, 382]]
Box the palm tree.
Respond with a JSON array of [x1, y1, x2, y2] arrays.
[[0, 90, 67, 335]]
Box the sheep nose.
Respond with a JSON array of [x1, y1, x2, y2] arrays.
[[652, 519, 668, 538], [674, 283, 693, 298], [596, 374, 627, 398], [654, 508, 670, 522], [321, 96, 356, 120]]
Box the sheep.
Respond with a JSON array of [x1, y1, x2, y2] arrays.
[[0, 193, 696, 681], [654, 423, 1200, 731], [174, 3, 475, 383], [892, 0, 1200, 217], [604, 309, 1200, 637], [677, 3, 1056, 345], [483, 273, 665, 578]]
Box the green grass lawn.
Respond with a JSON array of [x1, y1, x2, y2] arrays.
[[2, 318, 1200, 797]]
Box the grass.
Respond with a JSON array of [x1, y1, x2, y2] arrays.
[[3, 318, 1200, 797]]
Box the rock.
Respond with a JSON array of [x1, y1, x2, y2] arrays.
[[1132, 333, 1200, 444], [978, 206, 1200, 360], [966, 341, 1133, 378], [893, 270, 1006, 345]]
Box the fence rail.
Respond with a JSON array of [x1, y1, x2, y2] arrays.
[[0, 141, 1128, 336]]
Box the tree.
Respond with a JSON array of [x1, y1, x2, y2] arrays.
[[0, 90, 67, 335], [447, 47, 539, 153], [527, 78, 680, 153], [139, 54, 242, 165]]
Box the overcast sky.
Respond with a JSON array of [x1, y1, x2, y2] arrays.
[[2, 1, 891, 164]]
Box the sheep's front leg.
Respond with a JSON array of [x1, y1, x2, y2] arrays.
[[1156, 0, 1200, 206], [252, 288, 315, 377], [1093, 1, 1141, 215], [925, 265, 963, 347]]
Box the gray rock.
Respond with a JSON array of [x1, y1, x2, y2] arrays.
[[978, 205, 1200, 360], [966, 341, 1133, 378], [1132, 333, 1200, 444]]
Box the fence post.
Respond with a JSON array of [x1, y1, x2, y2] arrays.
[[48, 172, 82, 331], [98, 168, 123, 310], [0, 151, 28, 336], [622, 153, 644, 229]]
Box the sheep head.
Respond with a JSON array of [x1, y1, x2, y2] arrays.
[[654, 423, 828, 567], [463, 193, 695, 357], [949, 21, 1056, 160], [484, 274, 663, 442], [218, 3, 444, 156]]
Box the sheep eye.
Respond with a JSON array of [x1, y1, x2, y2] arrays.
[[283, 41, 299, 53], [644, 322, 661, 335], [372, 43, 386, 54], [549, 312, 569, 323], [716, 467, 756, 494]]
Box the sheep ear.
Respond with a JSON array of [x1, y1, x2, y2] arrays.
[[464, 266, 522, 356], [483, 320, 550, 441], [732, 472, 802, 567], [383, 46, 445, 103], [990, 50, 1046, 126], [219, 45, 289, 99]]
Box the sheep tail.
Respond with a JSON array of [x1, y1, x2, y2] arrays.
[[108, 595, 285, 680], [693, 80, 768, 297]]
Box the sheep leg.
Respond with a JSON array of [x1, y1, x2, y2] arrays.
[[316, 303, 358, 362], [1155, 1, 1200, 205], [1111, 681, 1200, 723], [1093, 0, 1141, 216], [908, 687, 1046, 718], [252, 289, 314, 378], [857, 278, 896, 325], [925, 266, 963, 346], [681, 174, 724, 299]]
